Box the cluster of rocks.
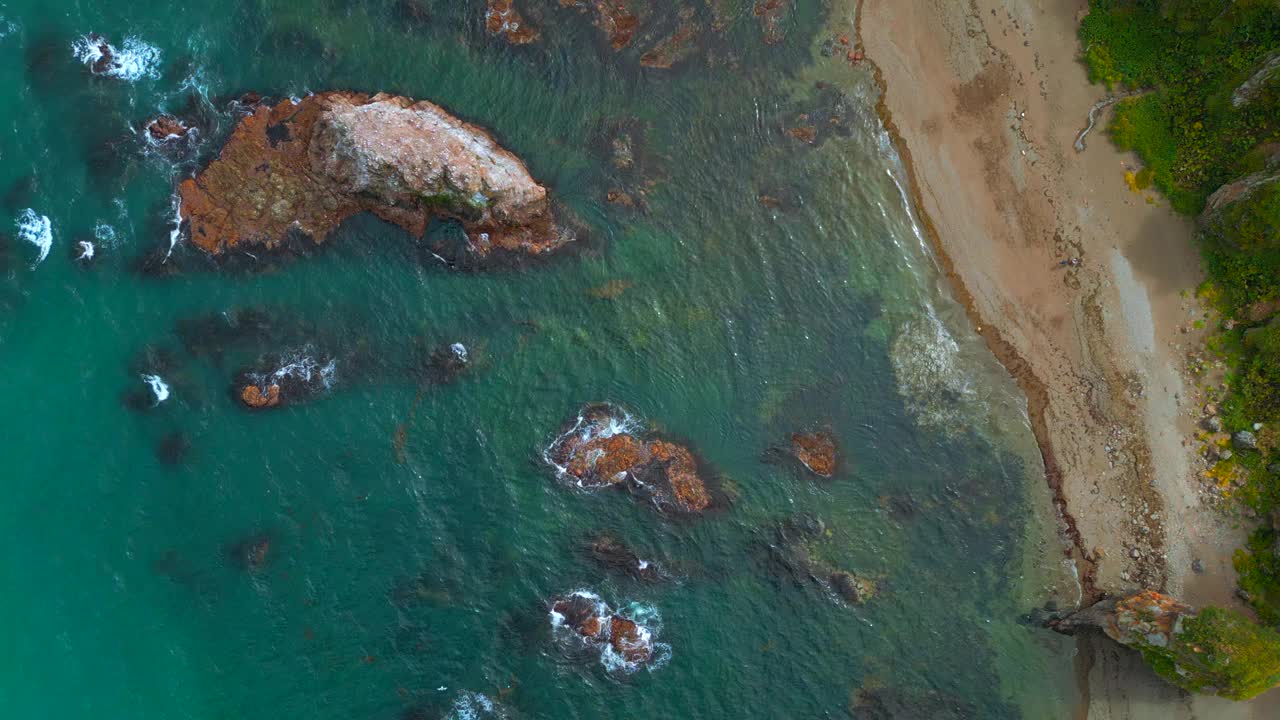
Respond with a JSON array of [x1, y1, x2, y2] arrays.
[[233, 350, 336, 410], [545, 403, 713, 514], [549, 590, 659, 672]]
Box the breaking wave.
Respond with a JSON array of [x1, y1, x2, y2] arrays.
[[890, 303, 982, 433], [72, 34, 162, 81], [446, 692, 503, 720], [141, 374, 170, 405], [15, 208, 52, 266]]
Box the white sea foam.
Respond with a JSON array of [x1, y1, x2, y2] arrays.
[[0, 18, 18, 39], [94, 221, 118, 246], [446, 691, 499, 720], [15, 209, 52, 266], [76, 241, 95, 260], [141, 374, 170, 404], [890, 302, 980, 433], [252, 348, 337, 391], [72, 34, 161, 81]]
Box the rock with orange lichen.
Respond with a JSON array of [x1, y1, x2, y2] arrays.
[[790, 430, 837, 477], [485, 0, 540, 45], [232, 349, 335, 410], [786, 124, 817, 144], [145, 115, 192, 142], [609, 616, 652, 664], [642, 438, 711, 512], [639, 20, 701, 69], [549, 590, 659, 672], [239, 383, 281, 409], [178, 92, 572, 260], [546, 403, 715, 514]]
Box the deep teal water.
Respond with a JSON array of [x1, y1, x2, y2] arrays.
[[0, 1, 1079, 717]]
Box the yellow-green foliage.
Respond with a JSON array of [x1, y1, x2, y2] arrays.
[[1137, 607, 1280, 700]]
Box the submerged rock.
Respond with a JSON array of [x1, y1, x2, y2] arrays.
[[549, 590, 663, 673], [545, 403, 714, 513], [178, 92, 572, 260], [226, 532, 272, 571], [756, 513, 882, 606], [790, 430, 838, 477], [586, 533, 665, 581], [829, 570, 879, 605]]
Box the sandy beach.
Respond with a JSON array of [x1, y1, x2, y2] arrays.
[[850, 0, 1279, 714]]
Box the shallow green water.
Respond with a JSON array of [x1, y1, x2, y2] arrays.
[[1, 1, 1079, 717]]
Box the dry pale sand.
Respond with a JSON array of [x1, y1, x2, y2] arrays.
[[846, 0, 1280, 715]]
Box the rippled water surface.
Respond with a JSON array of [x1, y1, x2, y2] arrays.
[[1, 1, 1078, 717]]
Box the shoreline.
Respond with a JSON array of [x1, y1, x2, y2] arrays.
[[851, 0, 1277, 715], [851, 0, 1100, 602]]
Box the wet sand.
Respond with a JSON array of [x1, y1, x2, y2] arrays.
[[850, 0, 1279, 714]]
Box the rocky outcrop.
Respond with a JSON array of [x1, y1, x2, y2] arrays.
[[1049, 590, 1190, 646], [178, 92, 571, 259], [790, 430, 838, 477], [1232, 52, 1280, 109], [1047, 590, 1280, 700], [545, 403, 713, 513], [1203, 168, 1280, 220], [549, 590, 659, 671]]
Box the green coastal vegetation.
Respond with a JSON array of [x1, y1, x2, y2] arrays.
[[1080, 0, 1280, 700], [1136, 607, 1280, 701]]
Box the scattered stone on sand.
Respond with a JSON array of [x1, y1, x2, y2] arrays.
[[790, 430, 838, 477], [178, 92, 572, 260], [546, 404, 714, 513], [485, 0, 540, 45], [549, 590, 659, 671]]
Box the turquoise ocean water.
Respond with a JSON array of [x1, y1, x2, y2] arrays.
[[0, 1, 1080, 717]]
